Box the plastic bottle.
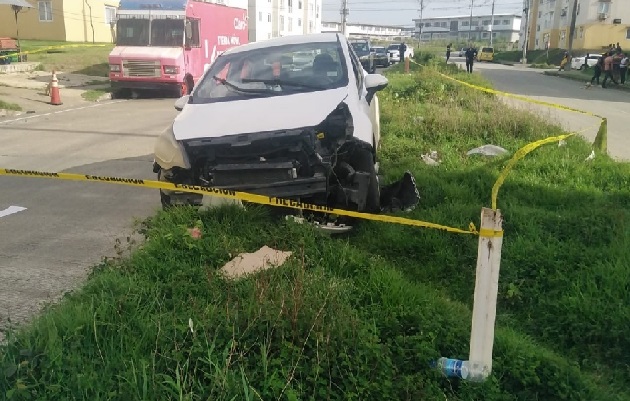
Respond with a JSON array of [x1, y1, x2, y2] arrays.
[[436, 358, 488, 382]]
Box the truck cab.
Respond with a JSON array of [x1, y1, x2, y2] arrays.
[[108, 0, 248, 97]]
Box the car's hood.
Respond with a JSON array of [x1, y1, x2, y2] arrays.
[[109, 46, 183, 60], [172, 87, 349, 141]]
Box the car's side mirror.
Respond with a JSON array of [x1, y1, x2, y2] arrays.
[[174, 95, 190, 111], [365, 73, 388, 104]]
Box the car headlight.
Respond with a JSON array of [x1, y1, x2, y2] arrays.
[[164, 65, 180, 74], [154, 124, 191, 170], [109, 64, 120, 72]]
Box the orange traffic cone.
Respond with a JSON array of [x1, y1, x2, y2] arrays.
[[49, 71, 62, 106]]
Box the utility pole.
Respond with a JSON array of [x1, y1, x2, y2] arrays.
[[522, 0, 530, 65], [468, 0, 474, 43], [340, 0, 349, 37], [417, 0, 426, 41], [566, 0, 579, 69], [489, 0, 495, 47]]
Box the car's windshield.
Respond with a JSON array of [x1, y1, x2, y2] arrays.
[[116, 19, 150, 46], [116, 17, 184, 47], [373, 47, 386, 54], [388, 44, 399, 51], [482, 47, 494, 53], [192, 41, 349, 103], [351, 42, 370, 54]]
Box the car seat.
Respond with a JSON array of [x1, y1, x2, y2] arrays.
[[312, 53, 339, 79]]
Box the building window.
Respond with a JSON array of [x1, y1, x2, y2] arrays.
[[258, 11, 262, 21], [38, 1, 52, 21], [537, 25, 540, 32], [288, 17, 292, 32], [482, 19, 491, 25], [502, 19, 510, 25], [482, 32, 489, 38], [268, 13, 271, 22], [288, 0, 292, 13], [538, 11, 542, 18], [425, 22, 431, 27], [280, 15, 284, 31], [598, 2, 610, 14], [461, 21, 468, 26], [105, 6, 116, 25], [298, 18, 301, 27], [309, 20, 313, 33], [627, 28, 630, 39], [316, 5, 319, 18], [298, 1, 302, 9]]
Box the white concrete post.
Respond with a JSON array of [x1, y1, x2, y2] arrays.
[[468, 207, 503, 381]]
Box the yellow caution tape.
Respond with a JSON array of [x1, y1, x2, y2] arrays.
[[406, 58, 607, 211], [0, 168, 479, 236], [479, 228, 503, 238], [0, 44, 109, 60]]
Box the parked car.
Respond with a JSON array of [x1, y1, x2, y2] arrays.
[[153, 33, 419, 227], [477, 46, 494, 62], [387, 43, 414, 63], [458, 47, 465, 57], [571, 53, 601, 70], [350, 38, 375, 73], [371, 46, 390, 67]]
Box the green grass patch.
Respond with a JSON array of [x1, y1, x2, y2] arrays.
[[81, 88, 112, 102], [2, 57, 630, 401], [495, 49, 566, 65], [20, 40, 114, 77], [528, 63, 555, 69], [0, 99, 22, 111]]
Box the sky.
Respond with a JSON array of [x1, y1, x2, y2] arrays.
[[321, 0, 525, 27]]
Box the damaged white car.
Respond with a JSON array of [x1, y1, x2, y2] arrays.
[[153, 33, 418, 223]]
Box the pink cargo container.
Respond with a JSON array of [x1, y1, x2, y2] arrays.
[[108, 0, 248, 96]]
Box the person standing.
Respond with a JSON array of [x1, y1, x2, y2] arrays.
[[446, 43, 452, 63], [465, 45, 477, 73], [602, 51, 619, 88], [591, 55, 603, 85], [399, 42, 407, 63], [620, 53, 629, 85]]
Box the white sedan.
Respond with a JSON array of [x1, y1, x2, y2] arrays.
[[571, 54, 601, 70], [153, 33, 419, 219]]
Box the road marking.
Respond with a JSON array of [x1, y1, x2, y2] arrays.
[[0, 100, 128, 125], [0, 206, 27, 219]]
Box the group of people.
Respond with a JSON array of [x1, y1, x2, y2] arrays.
[[590, 42, 628, 88]]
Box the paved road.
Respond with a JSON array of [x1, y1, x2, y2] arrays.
[[0, 94, 178, 341], [450, 58, 630, 161]]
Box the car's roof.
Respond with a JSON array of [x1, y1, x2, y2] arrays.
[[223, 33, 343, 55]]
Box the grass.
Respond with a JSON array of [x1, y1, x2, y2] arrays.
[[81, 88, 112, 102], [2, 53, 630, 400], [0, 99, 22, 111], [494, 48, 566, 65], [19, 40, 114, 77], [528, 63, 555, 69]]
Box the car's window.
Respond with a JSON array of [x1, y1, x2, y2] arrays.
[[351, 42, 370, 55], [481, 47, 494, 53], [192, 41, 349, 103], [347, 43, 363, 94]]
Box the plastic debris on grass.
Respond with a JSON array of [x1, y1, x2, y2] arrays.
[[466, 144, 509, 156], [220, 246, 293, 279]]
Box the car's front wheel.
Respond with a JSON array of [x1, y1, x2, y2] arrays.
[[350, 149, 380, 213]]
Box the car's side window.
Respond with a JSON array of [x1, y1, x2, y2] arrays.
[[347, 44, 363, 95]]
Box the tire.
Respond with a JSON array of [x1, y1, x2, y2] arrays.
[[350, 149, 380, 213]]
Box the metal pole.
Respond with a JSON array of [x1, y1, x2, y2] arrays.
[[341, 0, 349, 37], [468, 0, 474, 42], [490, 0, 495, 47], [566, 0, 579, 70], [522, 0, 529, 65]]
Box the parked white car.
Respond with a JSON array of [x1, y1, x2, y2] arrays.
[[571, 53, 601, 70], [387, 43, 414, 63], [153, 33, 419, 222]]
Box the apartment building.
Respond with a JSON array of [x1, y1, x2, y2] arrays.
[[0, 0, 120, 42], [527, 0, 630, 51], [320, 21, 404, 39], [412, 14, 522, 43], [248, 0, 322, 42]]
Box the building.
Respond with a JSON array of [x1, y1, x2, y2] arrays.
[[0, 0, 120, 43], [412, 13, 522, 44], [320, 21, 403, 39], [248, 0, 322, 42], [526, 0, 630, 51]]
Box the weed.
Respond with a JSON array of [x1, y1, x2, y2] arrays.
[[0, 99, 22, 111]]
